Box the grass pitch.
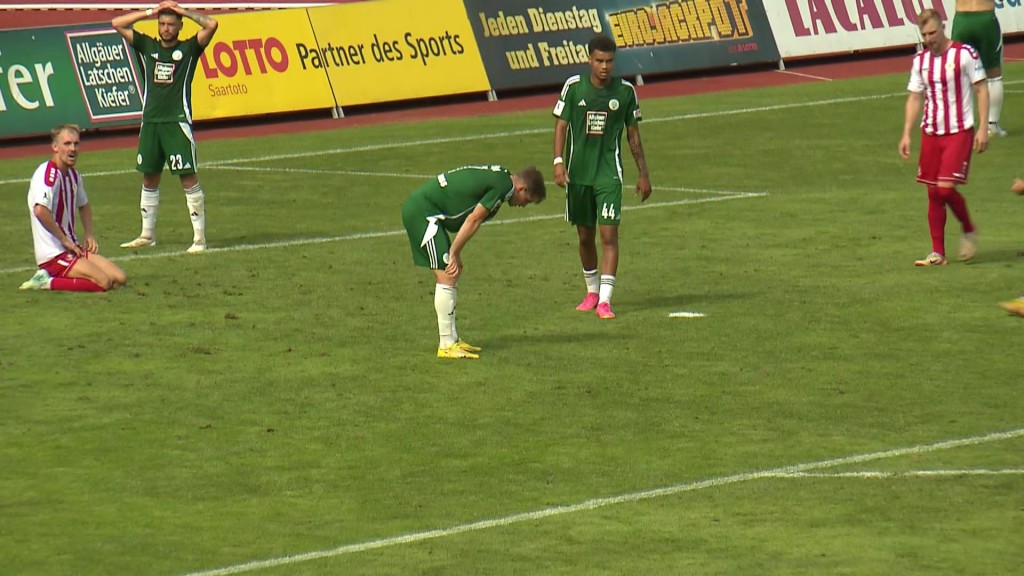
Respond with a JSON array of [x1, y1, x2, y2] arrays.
[[1, 68, 1022, 575]]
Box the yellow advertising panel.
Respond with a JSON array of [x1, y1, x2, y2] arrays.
[[136, 10, 336, 120], [306, 0, 490, 106]]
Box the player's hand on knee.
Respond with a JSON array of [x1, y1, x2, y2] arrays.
[[444, 258, 462, 279]]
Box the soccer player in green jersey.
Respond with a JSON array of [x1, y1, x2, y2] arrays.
[[113, 1, 218, 253], [402, 165, 546, 359], [952, 0, 1007, 136], [553, 33, 652, 320]]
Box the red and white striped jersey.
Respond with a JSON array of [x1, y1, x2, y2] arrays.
[[27, 160, 88, 264], [907, 41, 986, 136]]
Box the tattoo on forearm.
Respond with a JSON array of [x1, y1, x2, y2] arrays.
[[629, 134, 649, 177], [186, 11, 212, 26]]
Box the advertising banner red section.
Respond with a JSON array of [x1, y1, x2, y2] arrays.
[[764, 0, 1024, 59]]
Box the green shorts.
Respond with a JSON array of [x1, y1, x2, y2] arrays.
[[402, 196, 450, 269], [951, 11, 1003, 72], [565, 181, 623, 227], [137, 121, 199, 175]]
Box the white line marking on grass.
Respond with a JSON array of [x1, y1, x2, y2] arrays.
[[210, 94, 909, 166], [6, 82, 1024, 187], [768, 469, 1024, 479], [668, 311, 706, 318], [180, 428, 1024, 576], [0, 93, 908, 187], [0, 192, 767, 277], [776, 69, 833, 82], [209, 165, 752, 198]]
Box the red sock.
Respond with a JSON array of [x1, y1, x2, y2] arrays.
[[926, 186, 947, 255], [938, 187, 975, 233], [50, 277, 106, 292]]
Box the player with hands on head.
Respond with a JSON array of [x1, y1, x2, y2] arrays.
[[112, 1, 218, 253], [402, 165, 546, 359], [553, 33, 651, 320], [21, 124, 127, 292]]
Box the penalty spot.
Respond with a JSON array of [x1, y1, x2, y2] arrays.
[[669, 311, 705, 318]]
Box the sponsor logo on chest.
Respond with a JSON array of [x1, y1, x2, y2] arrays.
[[586, 110, 607, 134], [154, 61, 175, 84]]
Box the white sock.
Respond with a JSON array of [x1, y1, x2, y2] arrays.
[[599, 274, 616, 304], [185, 183, 206, 243], [435, 283, 457, 348], [583, 268, 599, 294], [140, 187, 159, 238], [988, 76, 1004, 125]]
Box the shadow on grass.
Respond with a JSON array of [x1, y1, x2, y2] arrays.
[[964, 249, 1024, 266], [488, 326, 628, 349]]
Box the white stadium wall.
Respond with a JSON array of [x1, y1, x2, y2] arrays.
[[765, 0, 1024, 60]]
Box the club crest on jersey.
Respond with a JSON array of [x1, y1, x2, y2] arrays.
[[586, 111, 608, 134], [154, 61, 174, 84], [173, 50, 183, 61], [946, 59, 955, 72], [609, 99, 619, 111]]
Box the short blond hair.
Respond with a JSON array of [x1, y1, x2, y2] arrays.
[[50, 123, 81, 143], [917, 9, 942, 29]]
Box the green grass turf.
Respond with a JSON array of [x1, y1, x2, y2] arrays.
[[0, 68, 1022, 575]]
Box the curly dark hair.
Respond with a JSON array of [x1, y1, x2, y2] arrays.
[[588, 34, 616, 55]]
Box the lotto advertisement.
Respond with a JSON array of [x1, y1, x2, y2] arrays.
[[306, 0, 490, 106], [134, 9, 337, 120], [463, 0, 781, 90]]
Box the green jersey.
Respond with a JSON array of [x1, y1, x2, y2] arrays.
[[131, 32, 205, 123], [553, 75, 641, 186], [408, 165, 515, 233]]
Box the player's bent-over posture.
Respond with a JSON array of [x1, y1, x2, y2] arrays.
[[402, 165, 546, 359], [899, 9, 989, 267], [553, 33, 652, 320], [21, 124, 127, 292], [113, 1, 218, 253]]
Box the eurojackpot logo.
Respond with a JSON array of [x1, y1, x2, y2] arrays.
[[608, 0, 754, 48]]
